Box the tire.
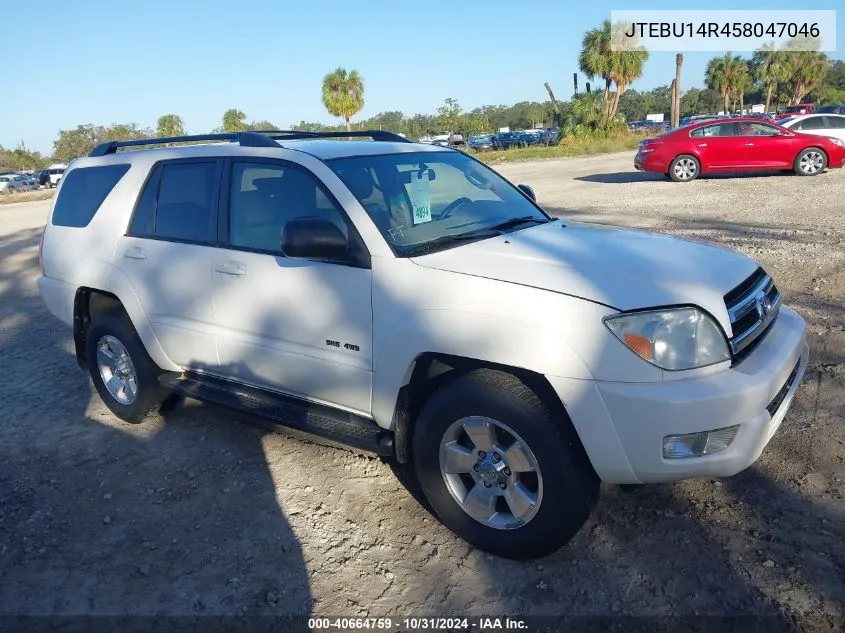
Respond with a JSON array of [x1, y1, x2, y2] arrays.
[[668, 154, 700, 182], [793, 147, 827, 176], [85, 309, 166, 423], [412, 369, 599, 559]]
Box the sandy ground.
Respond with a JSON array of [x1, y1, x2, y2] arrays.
[[0, 154, 842, 621]]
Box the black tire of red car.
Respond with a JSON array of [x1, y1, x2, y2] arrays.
[[668, 154, 701, 182], [793, 147, 827, 176], [412, 368, 599, 559], [85, 309, 167, 424]]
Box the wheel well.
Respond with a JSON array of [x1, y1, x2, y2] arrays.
[[391, 353, 569, 464], [73, 288, 124, 369]]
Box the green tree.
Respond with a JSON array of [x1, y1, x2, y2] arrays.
[[436, 97, 462, 134], [753, 44, 786, 113], [222, 109, 247, 132], [156, 114, 186, 138], [321, 68, 365, 131], [706, 53, 736, 113], [579, 20, 613, 114], [248, 120, 278, 130], [52, 123, 152, 162], [780, 44, 829, 104], [579, 20, 648, 122]]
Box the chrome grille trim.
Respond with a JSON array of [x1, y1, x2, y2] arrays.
[[726, 272, 781, 357]]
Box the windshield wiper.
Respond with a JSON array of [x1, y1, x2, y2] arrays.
[[486, 216, 550, 232], [401, 229, 501, 257]]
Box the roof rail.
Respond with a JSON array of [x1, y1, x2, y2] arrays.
[[255, 130, 411, 143], [88, 129, 410, 157], [88, 131, 281, 157]]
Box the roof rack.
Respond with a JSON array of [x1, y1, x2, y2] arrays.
[[88, 129, 410, 157]]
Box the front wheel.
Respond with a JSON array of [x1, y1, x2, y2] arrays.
[[669, 154, 700, 182], [793, 148, 827, 176], [412, 369, 599, 559]]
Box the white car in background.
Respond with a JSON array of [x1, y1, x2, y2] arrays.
[[779, 114, 845, 144]]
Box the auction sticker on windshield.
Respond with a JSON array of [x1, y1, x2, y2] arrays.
[[408, 171, 432, 225]]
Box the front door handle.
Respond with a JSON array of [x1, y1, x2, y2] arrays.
[[697, 143, 707, 147], [745, 142, 755, 146], [124, 247, 146, 260], [215, 262, 246, 276]]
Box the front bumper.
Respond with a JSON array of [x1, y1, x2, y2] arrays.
[[549, 306, 808, 484]]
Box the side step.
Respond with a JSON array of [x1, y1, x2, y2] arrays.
[[158, 372, 394, 457]]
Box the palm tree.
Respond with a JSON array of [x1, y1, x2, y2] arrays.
[[222, 109, 247, 132], [706, 53, 737, 114], [321, 68, 365, 131], [672, 53, 683, 127], [156, 114, 185, 138], [733, 61, 752, 114], [783, 50, 830, 104], [754, 44, 784, 114], [578, 20, 648, 123], [579, 21, 613, 117], [606, 48, 649, 121]]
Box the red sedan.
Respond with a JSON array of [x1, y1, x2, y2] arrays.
[[634, 118, 845, 182]]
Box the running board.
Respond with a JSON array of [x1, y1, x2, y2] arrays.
[[158, 372, 394, 457]]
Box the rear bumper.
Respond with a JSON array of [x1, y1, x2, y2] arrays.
[[37, 275, 75, 327], [549, 306, 808, 484], [634, 151, 666, 173]]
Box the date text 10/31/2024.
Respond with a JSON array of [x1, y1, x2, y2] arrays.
[[308, 617, 529, 630]]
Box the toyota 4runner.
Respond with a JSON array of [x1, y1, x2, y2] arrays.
[[38, 130, 809, 559]]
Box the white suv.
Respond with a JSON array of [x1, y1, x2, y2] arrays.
[[38, 130, 809, 559]]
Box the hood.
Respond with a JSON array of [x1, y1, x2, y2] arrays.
[[412, 221, 759, 330]]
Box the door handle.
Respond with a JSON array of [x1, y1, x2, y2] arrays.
[[215, 262, 246, 276], [697, 143, 707, 147], [745, 142, 755, 146], [124, 247, 146, 260]]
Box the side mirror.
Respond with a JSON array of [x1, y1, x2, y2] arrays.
[[281, 217, 350, 262], [517, 183, 536, 202]]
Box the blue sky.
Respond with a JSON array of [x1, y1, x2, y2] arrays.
[[2, 0, 842, 154]]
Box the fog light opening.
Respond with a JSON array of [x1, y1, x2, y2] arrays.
[[663, 425, 739, 459]]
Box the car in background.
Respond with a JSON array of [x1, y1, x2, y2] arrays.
[[19, 173, 38, 189], [492, 131, 522, 150], [44, 166, 66, 187], [517, 130, 544, 146], [36, 170, 51, 188], [779, 114, 845, 143], [541, 127, 559, 145], [815, 104, 845, 115], [0, 174, 34, 193], [467, 134, 494, 152], [634, 117, 845, 181], [775, 103, 814, 120]]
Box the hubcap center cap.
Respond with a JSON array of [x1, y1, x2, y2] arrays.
[[477, 455, 506, 485]]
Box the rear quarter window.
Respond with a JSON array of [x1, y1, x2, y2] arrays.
[[51, 164, 130, 228]]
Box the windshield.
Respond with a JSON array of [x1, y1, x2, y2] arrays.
[[328, 151, 550, 256]]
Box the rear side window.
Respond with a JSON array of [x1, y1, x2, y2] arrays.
[[797, 116, 827, 131], [129, 161, 219, 243], [823, 116, 845, 129], [51, 164, 130, 228]]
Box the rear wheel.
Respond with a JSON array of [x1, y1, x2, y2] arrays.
[[793, 148, 827, 176], [85, 310, 166, 423], [412, 369, 599, 559], [669, 154, 700, 182]]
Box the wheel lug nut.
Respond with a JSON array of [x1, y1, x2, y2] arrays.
[[478, 451, 486, 458], [473, 465, 479, 472], [498, 482, 506, 489], [483, 482, 492, 488], [504, 467, 511, 476], [493, 452, 501, 461]]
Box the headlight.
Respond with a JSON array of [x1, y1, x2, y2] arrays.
[[829, 137, 845, 148], [604, 307, 730, 371]]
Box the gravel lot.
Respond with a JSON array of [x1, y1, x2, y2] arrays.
[[0, 153, 843, 621]]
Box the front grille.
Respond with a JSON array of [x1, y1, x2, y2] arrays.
[[766, 360, 801, 417], [725, 268, 781, 362]]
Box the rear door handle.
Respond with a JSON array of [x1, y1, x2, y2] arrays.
[[697, 143, 707, 147], [215, 262, 246, 276], [124, 247, 146, 260]]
